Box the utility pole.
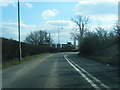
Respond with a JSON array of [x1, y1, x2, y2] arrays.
[[18, 0, 22, 61], [57, 27, 63, 52]]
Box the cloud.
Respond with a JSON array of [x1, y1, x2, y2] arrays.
[[46, 20, 74, 27], [51, 32, 72, 44], [38, 20, 76, 44], [39, 20, 75, 34], [41, 20, 76, 35], [2, 21, 36, 29], [25, 2, 32, 8], [90, 25, 113, 30], [1, 20, 74, 44], [76, 0, 119, 5], [90, 15, 117, 23], [0, 0, 16, 7], [74, 1, 117, 16], [74, 1, 118, 30], [0, 1, 33, 8], [1, 21, 37, 41], [41, 9, 58, 20]]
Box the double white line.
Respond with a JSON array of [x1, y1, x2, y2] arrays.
[[64, 55, 111, 90]]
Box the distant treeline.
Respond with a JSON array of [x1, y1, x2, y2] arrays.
[[2, 38, 57, 63]]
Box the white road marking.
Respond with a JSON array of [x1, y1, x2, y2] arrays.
[[70, 60, 111, 89], [64, 55, 111, 90], [64, 55, 101, 90]]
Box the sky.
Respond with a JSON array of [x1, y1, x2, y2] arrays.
[[0, 0, 118, 44]]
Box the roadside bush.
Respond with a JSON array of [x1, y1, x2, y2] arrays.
[[79, 29, 119, 65], [2, 38, 57, 63]]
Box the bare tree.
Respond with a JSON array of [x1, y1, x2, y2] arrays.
[[114, 21, 120, 38], [70, 28, 79, 47], [95, 27, 108, 40], [71, 15, 89, 47], [114, 21, 120, 61], [70, 28, 79, 40], [24, 30, 53, 46]]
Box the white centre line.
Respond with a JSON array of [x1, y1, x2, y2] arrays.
[[64, 55, 111, 90], [70, 60, 111, 90]]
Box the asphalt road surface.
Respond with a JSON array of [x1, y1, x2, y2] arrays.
[[2, 52, 119, 89]]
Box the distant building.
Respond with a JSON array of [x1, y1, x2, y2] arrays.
[[51, 42, 76, 52], [61, 42, 74, 52]]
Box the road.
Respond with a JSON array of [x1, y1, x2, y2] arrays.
[[2, 52, 119, 89]]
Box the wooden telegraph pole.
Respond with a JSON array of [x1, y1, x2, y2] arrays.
[[18, 0, 22, 61]]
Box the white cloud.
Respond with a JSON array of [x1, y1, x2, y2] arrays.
[[90, 15, 117, 23], [1, 21, 37, 41], [39, 20, 75, 33], [25, 2, 32, 8], [77, 0, 119, 5], [41, 9, 58, 20], [74, 1, 117, 16], [90, 25, 113, 30], [51, 32, 72, 44], [1, 20, 74, 44], [0, 1, 33, 8], [2, 21, 37, 29], [0, 0, 119, 7], [38, 20, 76, 44], [21, 22, 36, 28], [1, 0, 118, 3], [76, 0, 97, 5], [0, 0, 16, 7], [46, 20, 74, 27], [73, 1, 117, 31]]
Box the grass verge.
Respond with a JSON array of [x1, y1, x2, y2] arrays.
[[79, 44, 119, 66], [79, 53, 119, 66], [2, 53, 50, 69]]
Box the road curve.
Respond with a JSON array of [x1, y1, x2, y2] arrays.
[[2, 52, 119, 89]]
